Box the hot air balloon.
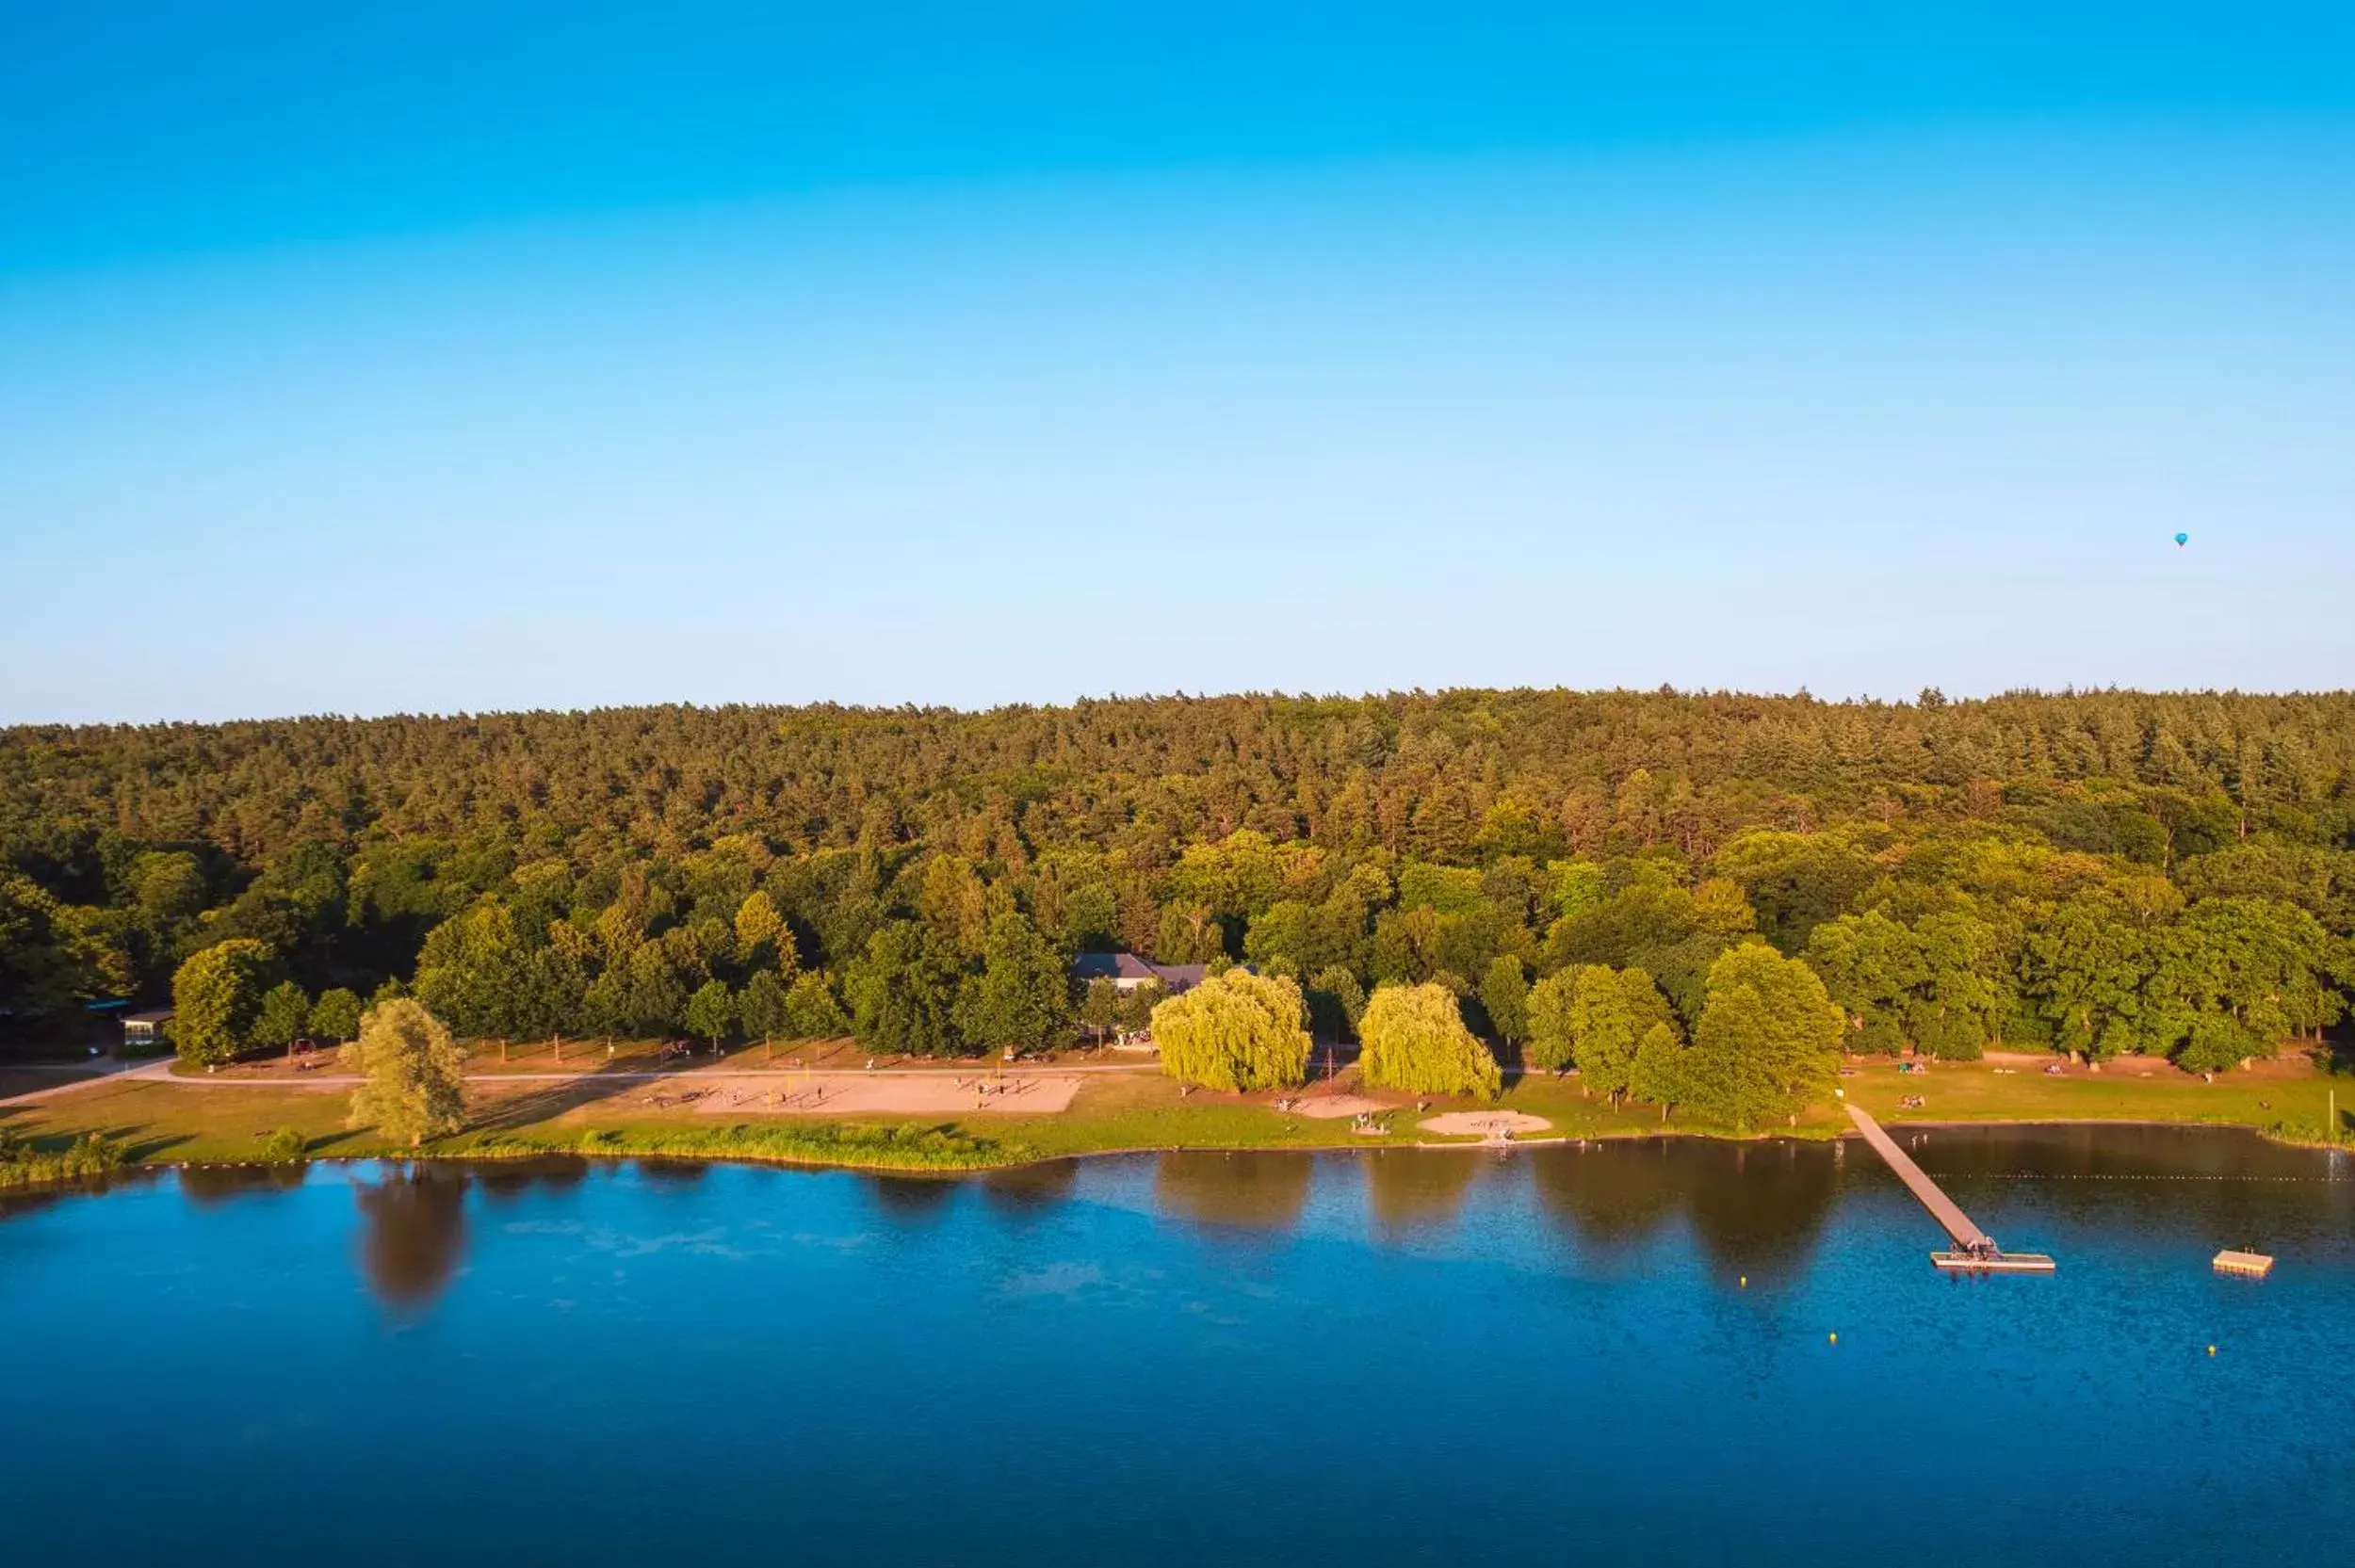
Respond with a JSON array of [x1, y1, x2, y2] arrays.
[[2174, 533, 2188, 547]]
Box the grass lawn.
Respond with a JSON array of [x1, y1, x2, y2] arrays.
[[1843, 1055, 2345, 1142]]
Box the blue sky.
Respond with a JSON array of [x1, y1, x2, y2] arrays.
[[4, 5, 2352, 722]]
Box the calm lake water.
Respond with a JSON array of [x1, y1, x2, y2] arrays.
[[5, 1129, 2351, 1566]]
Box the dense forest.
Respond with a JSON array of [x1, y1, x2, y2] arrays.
[[4, 688, 2352, 1084]]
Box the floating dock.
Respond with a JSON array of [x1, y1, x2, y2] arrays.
[[1845, 1104, 2055, 1273], [2213, 1250, 2274, 1278]]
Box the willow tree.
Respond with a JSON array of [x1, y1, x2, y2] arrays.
[[1150, 970, 1311, 1092], [1357, 983, 1501, 1101], [343, 998, 468, 1149]]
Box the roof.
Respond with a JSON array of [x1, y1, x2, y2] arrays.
[[1071, 952, 1161, 982], [123, 1009, 174, 1025], [1069, 953, 1211, 992]]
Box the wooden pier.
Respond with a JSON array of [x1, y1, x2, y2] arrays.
[[2213, 1250, 2274, 1278], [1844, 1104, 2055, 1273]]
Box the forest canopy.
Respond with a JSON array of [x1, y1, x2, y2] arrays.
[[4, 687, 2352, 1084]]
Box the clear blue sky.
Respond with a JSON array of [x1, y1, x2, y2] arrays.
[[4, 4, 2351, 722]]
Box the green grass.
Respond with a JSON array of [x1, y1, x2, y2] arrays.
[[476, 1120, 1015, 1172]]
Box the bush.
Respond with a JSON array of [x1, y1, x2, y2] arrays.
[[260, 1126, 307, 1162], [0, 1131, 124, 1190]]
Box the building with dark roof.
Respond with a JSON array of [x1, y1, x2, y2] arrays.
[[1069, 953, 1209, 994]]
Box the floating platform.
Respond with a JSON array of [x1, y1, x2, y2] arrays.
[[1933, 1250, 2057, 1273], [2213, 1250, 2275, 1278]]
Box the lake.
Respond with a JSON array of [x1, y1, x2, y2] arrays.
[[4, 1129, 2350, 1566]]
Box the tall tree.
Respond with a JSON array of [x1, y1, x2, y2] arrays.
[[684, 979, 736, 1051], [252, 979, 313, 1052], [1357, 982, 1502, 1101], [957, 913, 1071, 1054], [343, 998, 467, 1149], [1149, 970, 1312, 1092], [1682, 944, 1843, 1130], [1627, 1021, 1691, 1120], [2022, 892, 2152, 1060], [309, 987, 365, 1043], [1571, 965, 1679, 1102], [781, 972, 852, 1040], [738, 969, 791, 1045], [170, 939, 283, 1067], [846, 921, 964, 1056], [1479, 955, 1530, 1045]]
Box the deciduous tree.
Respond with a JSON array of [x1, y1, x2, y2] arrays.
[[343, 998, 467, 1148], [252, 979, 313, 1052], [171, 939, 283, 1066], [684, 979, 736, 1050], [309, 987, 364, 1043], [1683, 944, 1843, 1130], [1357, 982, 1501, 1101], [1149, 970, 1311, 1092]]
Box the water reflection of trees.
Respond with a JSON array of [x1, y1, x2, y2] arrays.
[[865, 1173, 962, 1221], [179, 1164, 307, 1205], [1528, 1140, 1840, 1284], [979, 1160, 1079, 1216], [354, 1165, 470, 1312], [635, 1158, 710, 1188], [1363, 1149, 1485, 1237], [1153, 1151, 1314, 1234], [475, 1156, 590, 1202]]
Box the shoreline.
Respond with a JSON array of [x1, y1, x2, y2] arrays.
[[8, 1113, 2344, 1200], [6, 1046, 2345, 1193]]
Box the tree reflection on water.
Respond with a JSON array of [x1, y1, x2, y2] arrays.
[[179, 1163, 307, 1204], [978, 1158, 1080, 1217], [1528, 1138, 1840, 1285], [353, 1164, 470, 1312], [1362, 1148, 1486, 1237], [1152, 1150, 1315, 1234]]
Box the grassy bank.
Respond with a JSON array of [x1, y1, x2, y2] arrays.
[[0, 1053, 2343, 1190]]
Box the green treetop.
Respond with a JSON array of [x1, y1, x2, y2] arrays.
[[343, 998, 468, 1148], [684, 978, 736, 1049], [171, 938, 284, 1066], [252, 979, 313, 1052], [1357, 982, 1501, 1101], [1682, 944, 1844, 1130], [1149, 969, 1312, 1092]]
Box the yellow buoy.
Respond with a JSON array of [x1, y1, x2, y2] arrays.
[[2207, 1345, 2217, 1356], [1828, 1333, 1838, 1345], [1739, 1276, 1747, 1288]]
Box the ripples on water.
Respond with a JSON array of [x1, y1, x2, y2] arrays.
[[2, 1130, 2349, 1567]]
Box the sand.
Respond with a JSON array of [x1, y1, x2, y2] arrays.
[[1285, 1093, 1390, 1121], [1417, 1110, 1552, 1139], [684, 1073, 1081, 1117]]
